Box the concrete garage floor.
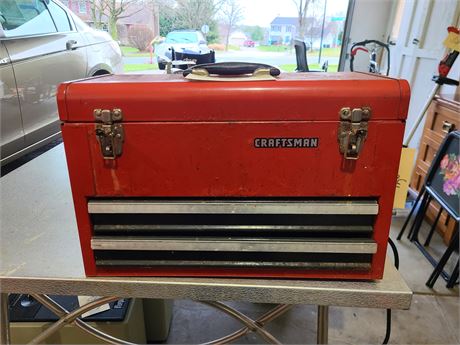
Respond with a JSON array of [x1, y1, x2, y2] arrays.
[[164, 219, 459, 345]]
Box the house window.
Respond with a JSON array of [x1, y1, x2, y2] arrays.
[[286, 26, 291, 33], [78, 0, 87, 13], [271, 25, 280, 32]]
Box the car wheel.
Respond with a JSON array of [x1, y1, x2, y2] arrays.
[[92, 70, 110, 76], [158, 62, 166, 70]]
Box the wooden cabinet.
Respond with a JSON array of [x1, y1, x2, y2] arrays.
[[410, 94, 459, 245]]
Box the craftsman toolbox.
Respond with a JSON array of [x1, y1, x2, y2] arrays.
[[57, 64, 410, 279]]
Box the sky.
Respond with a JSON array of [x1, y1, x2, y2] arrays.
[[238, 0, 349, 27]]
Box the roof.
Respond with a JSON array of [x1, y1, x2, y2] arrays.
[[230, 31, 248, 39], [167, 30, 200, 33], [270, 17, 298, 26]]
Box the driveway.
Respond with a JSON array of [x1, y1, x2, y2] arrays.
[[216, 48, 339, 66], [122, 56, 153, 64], [123, 47, 339, 67]]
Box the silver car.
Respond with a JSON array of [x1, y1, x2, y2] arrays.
[[0, 0, 123, 165], [156, 30, 211, 70]]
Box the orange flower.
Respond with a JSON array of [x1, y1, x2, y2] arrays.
[[440, 154, 449, 169]]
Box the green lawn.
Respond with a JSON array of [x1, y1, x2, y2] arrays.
[[227, 44, 241, 51], [121, 46, 151, 57], [257, 45, 341, 57], [279, 63, 338, 72], [123, 63, 158, 72], [309, 47, 341, 57], [121, 46, 139, 54], [257, 45, 290, 52]]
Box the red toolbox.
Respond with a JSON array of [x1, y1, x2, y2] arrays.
[[58, 68, 410, 279]]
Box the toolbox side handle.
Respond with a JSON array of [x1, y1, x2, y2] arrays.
[[183, 62, 281, 81]]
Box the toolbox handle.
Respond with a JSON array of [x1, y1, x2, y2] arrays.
[[183, 62, 281, 81]]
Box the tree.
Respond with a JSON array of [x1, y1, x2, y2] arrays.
[[292, 0, 314, 38], [128, 25, 154, 50], [175, 0, 220, 30], [142, 0, 171, 36], [157, 0, 220, 42], [159, 10, 176, 37], [107, 0, 142, 40], [89, 0, 108, 29], [220, 0, 243, 50], [88, 0, 141, 40], [155, 0, 178, 36], [205, 20, 220, 44], [242, 25, 264, 42]]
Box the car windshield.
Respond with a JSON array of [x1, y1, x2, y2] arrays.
[[165, 32, 198, 43]]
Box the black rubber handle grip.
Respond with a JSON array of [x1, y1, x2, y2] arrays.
[[183, 62, 281, 77]]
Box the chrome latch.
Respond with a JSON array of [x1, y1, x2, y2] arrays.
[[338, 107, 371, 160], [94, 109, 124, 160]]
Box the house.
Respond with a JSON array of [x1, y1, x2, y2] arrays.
[[268, 17, 298, 45], [229, 31, 248, 46], [268, 16, 318, 45], [303, 23, 336, 50], [59, 0, 91, 22], [116, 4, 158, 45], [268, 16, 339, 48], [59, 0, 157, 45]]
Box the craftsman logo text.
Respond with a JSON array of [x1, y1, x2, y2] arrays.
[[254, 137, 319, 148]]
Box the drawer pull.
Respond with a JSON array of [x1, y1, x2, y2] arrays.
[[442, 121, 454, 133]]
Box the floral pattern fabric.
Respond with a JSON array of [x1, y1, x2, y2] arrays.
[[439, 153, 460, 197]]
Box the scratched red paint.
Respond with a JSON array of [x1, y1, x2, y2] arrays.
[[58, 72, 410, 279]]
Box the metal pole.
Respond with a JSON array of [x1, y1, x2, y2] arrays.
[[403, 83, 440, 147], [32, 294, 135, 345], [318, 0, 328, 64], [1, 293, 11, 345], [28, 296, 120, 345], [200, 301, 282, 344], [204, 304, 292, 345], [317, 305, 329, 344]]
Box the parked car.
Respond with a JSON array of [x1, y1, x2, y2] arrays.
[[155, 30, 211, 70], [0, 0, 123, 165], [243, 39, 255, 48]]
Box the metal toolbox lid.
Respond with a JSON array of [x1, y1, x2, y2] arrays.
[[57, 72, 410, 123]]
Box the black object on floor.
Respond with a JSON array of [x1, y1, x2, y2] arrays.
[[8, 294, 129, 322], [382, 237, 400, 345]]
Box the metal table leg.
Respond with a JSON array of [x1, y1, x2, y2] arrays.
[[1, 293, 11, 345], [317, 305, 329, 344]]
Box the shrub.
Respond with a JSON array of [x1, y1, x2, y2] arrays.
[[208, 43, 225, 51], [128, 25, 154, 52]]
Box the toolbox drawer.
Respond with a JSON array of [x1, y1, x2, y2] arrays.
[[89, 199, 378, 272]]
